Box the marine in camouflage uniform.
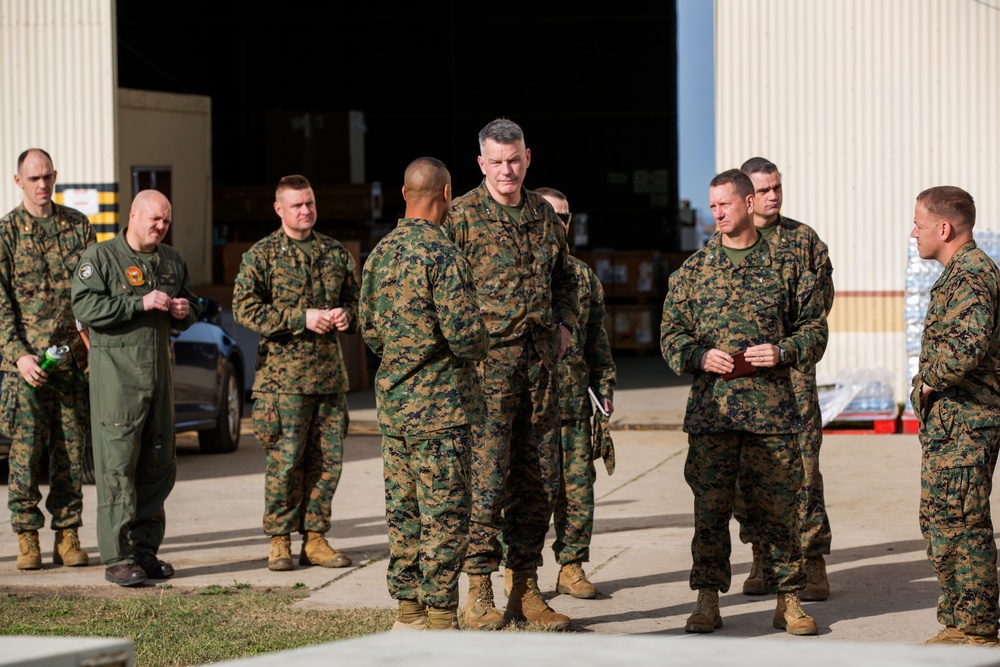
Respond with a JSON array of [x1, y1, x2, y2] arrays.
[[0, 148, 94, 570], [233, 175, 359, 571], [359, 157, 488, 629], [552, 256, 614, 587], [533, 187, 615, 600], [661, 169, 827, 636], [909, 186, 1000, 646], [443, 119, 577, 630], [732, 158, 835, 600]]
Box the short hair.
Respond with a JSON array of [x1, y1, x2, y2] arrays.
[[917, 186, 976, 229], [710, 169, 755, 199], [740, 157, 779, 176], [533, 187, 567, 201], [405, 156, 447, 177], [276, 174, 312, 199], [17, 148, 53, 172], [478, 118, 525, 153], [404, 156, 449, 193]]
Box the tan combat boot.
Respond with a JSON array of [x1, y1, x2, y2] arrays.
[[685, 589, 723, 633], [773, 592, 818, 635], [53, 528, 89, 567], [742, 544, 765, 595], [557, 562, 598, 599], [800, 555, 830, 601], [300, 531, 352, 568], [506, 569, 571, 631], [426, 607, 459, 631], [960, 633, 1000, 646], [391, 599, 427, 631], [503, 567, 512, 596], [16, 530, 42, 570], [925, 626, 964, 644], [268, 534, 294, 571], [464, 573, 505, 630]]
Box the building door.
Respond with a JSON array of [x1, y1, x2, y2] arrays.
[[131, 167, 173, 245]]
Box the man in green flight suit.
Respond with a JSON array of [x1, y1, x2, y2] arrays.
[[72, 189, 200, 587], [233, 174, 359, 572], [360, 157, 488, 631]]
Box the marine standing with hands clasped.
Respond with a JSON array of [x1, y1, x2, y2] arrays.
[[233, 175, 359, 573], [910, 186, 1000, 647], [72, 189, 200, 587], [660, 169, 828, 636], [360, 157, 488, 631], [1, 148, 95, 570]]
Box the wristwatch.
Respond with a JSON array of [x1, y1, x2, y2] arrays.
[[778, 346, 787, 364], [557, 320, 573, 334]]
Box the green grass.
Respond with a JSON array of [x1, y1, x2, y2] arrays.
[[0, 584, 394, 667]]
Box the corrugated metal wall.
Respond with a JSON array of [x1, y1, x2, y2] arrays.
[[0, 0, 117, 229], [715, 0, 1000, 401]]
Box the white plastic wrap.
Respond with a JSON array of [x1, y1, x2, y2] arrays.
[[903, 233, 1000, 415]]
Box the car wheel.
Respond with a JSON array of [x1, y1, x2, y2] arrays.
[[198, 360, 243, 454], [81, 438, 96, 484]]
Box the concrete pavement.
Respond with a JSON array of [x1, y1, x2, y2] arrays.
[[0, 368, 994, 657]]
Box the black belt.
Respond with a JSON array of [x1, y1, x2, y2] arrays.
[[929, 386, 967, 403]]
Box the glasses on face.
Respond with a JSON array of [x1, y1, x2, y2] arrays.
[[556, 212, 573, 225]]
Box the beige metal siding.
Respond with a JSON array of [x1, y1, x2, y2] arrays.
[[0, 0, 118, 227], [117, 89, 213, 286], [715, 0, 1000, 401]]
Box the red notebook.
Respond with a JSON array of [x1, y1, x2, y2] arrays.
[[722, 351, 758, 381]]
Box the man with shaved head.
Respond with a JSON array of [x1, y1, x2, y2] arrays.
[[360, 157, 488, 631], [1, 148, 95, 571], [911, 186, 1000, 646], [72, 189, 201, 587]]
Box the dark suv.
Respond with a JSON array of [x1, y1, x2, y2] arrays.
[[0, 298, 245, 483]]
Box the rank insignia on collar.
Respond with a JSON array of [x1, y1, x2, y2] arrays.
[[126, 266, 144, 286]]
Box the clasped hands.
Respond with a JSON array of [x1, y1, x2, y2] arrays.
[[700, 343, 780, 375], [306, 307, 349, 334], [142, 290, 190, 319]]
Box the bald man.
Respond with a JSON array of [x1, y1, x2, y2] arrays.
[[360, 157, 488, 631], [72, 189, 201, 587]]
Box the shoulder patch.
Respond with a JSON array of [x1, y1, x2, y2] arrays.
[[78, 263, 94, 280]]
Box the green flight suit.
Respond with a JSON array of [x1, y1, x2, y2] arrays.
[[71, 230, 199, 566]]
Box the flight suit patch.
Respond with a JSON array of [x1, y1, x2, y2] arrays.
[[126, 266, 144, 286]]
